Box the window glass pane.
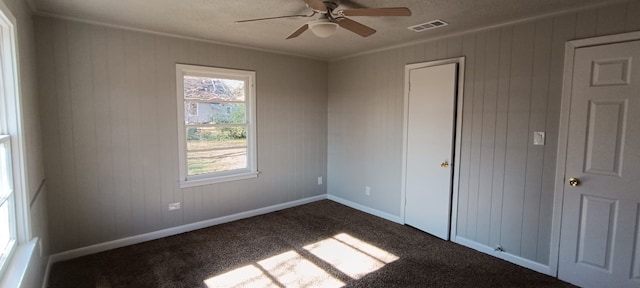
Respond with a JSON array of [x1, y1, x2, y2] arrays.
[[187, 148, 247, 176], [0, 200, 10, 252], [183, 76, 245, 102], [186, 127, 247, 151], [186, 102, 197, 116], [0, 141, 10, 199], [185, 102, 246, 125]]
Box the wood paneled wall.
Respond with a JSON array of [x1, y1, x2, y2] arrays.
[[328, 1, 640, 265], [35, 17, 328, 253]]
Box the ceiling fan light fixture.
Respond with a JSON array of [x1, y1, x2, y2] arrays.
[[309, 19, 338, 38]]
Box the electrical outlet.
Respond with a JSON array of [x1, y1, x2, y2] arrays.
[[365, 186, 371, 196], [318, 176, 323, 185], [168, 202, 181, 211]]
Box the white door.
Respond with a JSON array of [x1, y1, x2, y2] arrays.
[[558, 40, 640, 288], [404, 63, 457, 240]]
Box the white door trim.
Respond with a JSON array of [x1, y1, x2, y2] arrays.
[[400, 57, 465, 237], [550, 30, 640, 277]]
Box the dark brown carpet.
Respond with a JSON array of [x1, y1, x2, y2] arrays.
[[48, 200, 574, 287]]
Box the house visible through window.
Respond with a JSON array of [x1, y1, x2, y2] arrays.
[[176, 64, 257, 187]]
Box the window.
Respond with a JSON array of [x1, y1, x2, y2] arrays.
[[0, 135, 15, 272], [0, 135, 16, 272], [0, 1, 29, 279], [176, 64, 257, 187]]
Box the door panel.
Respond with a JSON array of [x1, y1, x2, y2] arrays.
[[591, 58, 631, 86], [576, 195, 616, 270], [404, 63, 457, 240], [585, 100, 626, 176], [632, 204, 640, 280], [559, 40, 640, 288]]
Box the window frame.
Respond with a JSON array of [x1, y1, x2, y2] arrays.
[[0, 134, 16, 274], [176, 64, 257, 188], [0, 0, 30, 280]]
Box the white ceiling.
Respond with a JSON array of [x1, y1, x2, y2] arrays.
[[30, 0, 624, 60]]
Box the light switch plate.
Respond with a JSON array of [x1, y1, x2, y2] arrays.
[[168, 202, 181, 210], [533, 131, 545, 146]]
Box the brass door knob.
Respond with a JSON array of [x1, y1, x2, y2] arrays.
[[568, 177, 581, 187], [441, 161, 449, 168]]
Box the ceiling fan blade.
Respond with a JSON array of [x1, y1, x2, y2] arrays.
[[286, 24, 309, 39], [341, 7, 412, 17], [303, 0, 327, 12], [336, 17, 376, 37], [236, 13, 314, 23], [338, 0, 367, 9]]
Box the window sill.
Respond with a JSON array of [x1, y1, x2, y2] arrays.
[[179, 171, 259, 188], [0, 238, 38, 288]]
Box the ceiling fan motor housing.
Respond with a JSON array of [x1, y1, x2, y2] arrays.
[[319, 1, 339, 13]]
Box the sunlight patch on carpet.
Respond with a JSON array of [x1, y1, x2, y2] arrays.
[[303, 233, 399, 279], [204, 233, 397, 287], [204, 250, 344, 288], [203, 265, 275, 287], [257, 251, 345, 288]]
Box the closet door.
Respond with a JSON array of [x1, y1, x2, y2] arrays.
[[404, 62, 458, 240]]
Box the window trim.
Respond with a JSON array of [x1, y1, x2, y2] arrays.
[[176, 64, 257, 188]]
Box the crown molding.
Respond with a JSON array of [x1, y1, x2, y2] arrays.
[[33, 10, 328, 62], [331, 0, 629, 62]]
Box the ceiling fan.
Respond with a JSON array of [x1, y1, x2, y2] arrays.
[[236, 0, 411, 39]]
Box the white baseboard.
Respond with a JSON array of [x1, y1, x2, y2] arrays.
[[46, 195, 327, 266], [43, 194, 551, 286], [327, 194, 404, 224], [453, 236, 551, 275], [41, 256, 51, 288]]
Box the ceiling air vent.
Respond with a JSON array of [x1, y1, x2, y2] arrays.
[[408, 20, 448, 32]]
